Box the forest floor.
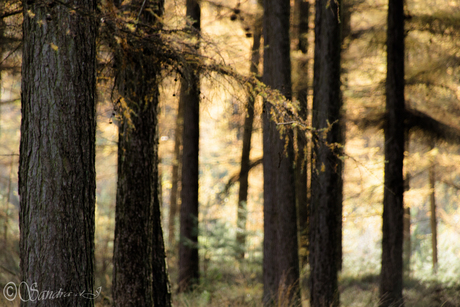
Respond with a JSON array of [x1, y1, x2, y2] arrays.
[[168, 274, 460, 307], [166, 263, 460, 307]]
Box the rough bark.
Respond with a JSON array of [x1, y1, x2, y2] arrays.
[[309, 0, 343, 305], [236, 19, 262, 260], [380, 0, 405, 305], [178, 0, 201, 293], [169, 91, 184, 249], [262, 0, 300, 305], [112, 0, 171, 306], [19, 0, 97, 305]]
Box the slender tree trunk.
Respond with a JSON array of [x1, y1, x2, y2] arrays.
[[169, 92, 184, 249], [429, 141, 438, 274], [380, 0, 405, 305], [263, 0, 300, 305], [403, 135, 411, 278], [19, 1, 97, 305], [309, 0, 343, 305], [112, 1, 171, 306], [293, 0, 310, 270], [178, 0, 201, 293], [236, 19, 262, 260]]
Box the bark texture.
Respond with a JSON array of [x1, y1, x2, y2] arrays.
[[178, 0, 201, 293], [19, 0, 97, 306], [310, 0, 343, 305], [236, 19, 262, 260], [112, 0, 171, 306], [263, 0, 300, 305], [380, 0, 405, 305]]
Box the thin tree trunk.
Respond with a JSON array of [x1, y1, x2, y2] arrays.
[[236, 18, 262, 260], [19, 1, 97, 305], [178, 0, 201, 293], [294, 0, 310, 271], [429, 141, 438, 274], [403, 135, 411, 278], [380, 0, 405, 305], [169, 92, 184, 249], [263, 0, 300, 305], [112, 0, 171, 306]]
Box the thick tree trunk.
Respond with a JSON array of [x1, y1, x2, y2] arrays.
[[309, 0, 343, 305], [169, 92, 184, 249], [236, 20, 261, 260], [262, 0, 300, 305], [380, 0, 405, 305], [112, 1, 171, 306], [429, 142, 438, 274], [178, 0, 201, 293], [19, 1, 97, 306]]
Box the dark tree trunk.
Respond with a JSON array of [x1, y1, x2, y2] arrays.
[[380, 0, 405, 305], [169, 91, 184, 249], [178, 0, 201, 293], [403, 135, 411, 278], [112, 1, 171, 306], [309, 0, 343, 305], [262, 0, 300, 305], [293, 0, 310, 270], [429, 142, 438, 274], [19, 0, 97, 306], [236, 19, 262, 260]]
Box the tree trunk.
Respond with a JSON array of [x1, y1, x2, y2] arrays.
[[19, 1, 97, 305], [293, 0, 310, 271], [309, 0, 343, 305], [380, 0, 405, 305], [262, 0, 300, 305], [178, 0, 201, 293], [403, 135, 411, 278], [429, 142, 438, 274], [112, 1, 171, 306], [169, 90, 184, 249], [236, 18, 262, 260]]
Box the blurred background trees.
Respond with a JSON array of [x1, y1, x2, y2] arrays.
[[1, 0, 460, 306]]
